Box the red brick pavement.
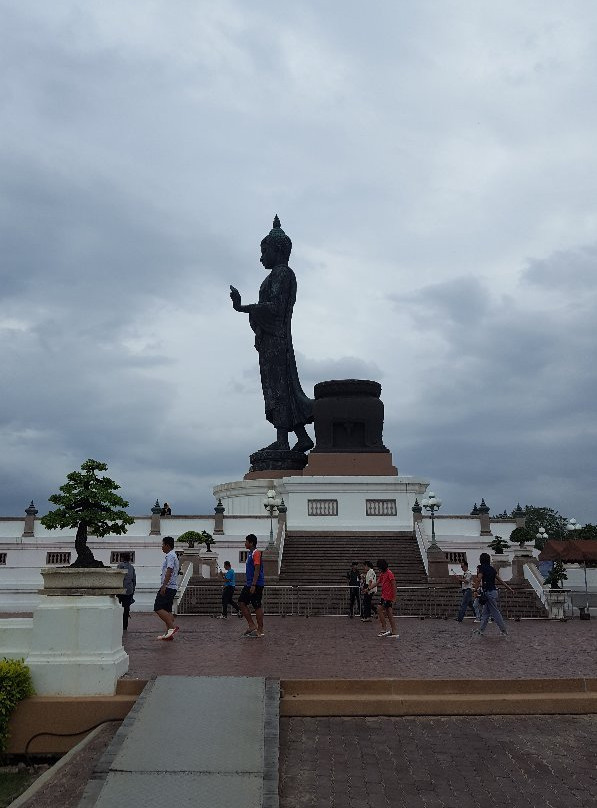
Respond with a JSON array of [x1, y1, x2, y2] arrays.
[[279, 715, 597, 808], [122, 613, 597, 680]]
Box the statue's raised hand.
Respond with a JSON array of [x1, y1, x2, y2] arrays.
[[230, 285, 242, 311]]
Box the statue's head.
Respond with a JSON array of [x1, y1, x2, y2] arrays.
[[260, 215, 292, 268]]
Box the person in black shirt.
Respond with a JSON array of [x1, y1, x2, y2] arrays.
[[473, 552, 514, 637], [346, 561, 361, 618]]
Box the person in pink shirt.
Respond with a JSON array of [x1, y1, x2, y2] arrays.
[[375, 558, 398, 638]]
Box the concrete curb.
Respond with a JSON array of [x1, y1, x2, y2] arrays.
[[280, 677, 597, 716], [7, 725, 106, 808]]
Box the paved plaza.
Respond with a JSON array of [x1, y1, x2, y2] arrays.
[[122, 613, 597, 681], [279, 714, 597, 808], [10, 614, 597, 807]]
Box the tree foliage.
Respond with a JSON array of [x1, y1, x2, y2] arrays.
[[40, 459, 134, 566], [511, 505, 568, 548], [509, 527, 535, 548], [578, 523, 597, 541]]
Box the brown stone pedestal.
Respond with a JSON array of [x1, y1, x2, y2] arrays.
[[427, 547, 450, 581], [303, 452, 397, 476], [511, 549, 533, 582], [262, 547, 280, 581]]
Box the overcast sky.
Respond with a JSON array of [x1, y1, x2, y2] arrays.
[[1, 1, 596, 524]]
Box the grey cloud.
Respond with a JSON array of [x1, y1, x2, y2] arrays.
[[522, 243, 597, 291]]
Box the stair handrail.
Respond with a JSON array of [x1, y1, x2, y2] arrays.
[[277, 520, 287, 575], [523, 560, 549, 610], [173, 561, 194, 615], [414, 521, 430, 575]]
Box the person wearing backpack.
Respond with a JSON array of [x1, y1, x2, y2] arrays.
[[117, 552, 136, 631]]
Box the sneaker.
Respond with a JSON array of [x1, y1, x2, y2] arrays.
[[388, 633, 400, 638], [157, 632, 168, 640], [377, 630, 391, 637], [162, 626, 179, 641], [500, 631, 509, 638], [471, 629, 484, 637], [236, 611, 243, 619], [216, 615, 227, 619], [242, 629, 258, 638]]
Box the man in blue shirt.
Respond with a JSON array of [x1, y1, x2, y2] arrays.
[[218, 560, 241, 619], [238, 534, 265, 638]]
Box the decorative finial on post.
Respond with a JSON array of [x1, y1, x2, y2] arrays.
[[214, 497, 225, 534], [150, 499, 161, 536], [23, 501, 38, 537]]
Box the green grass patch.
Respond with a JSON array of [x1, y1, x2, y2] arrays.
[[0, 771, 38, 806]]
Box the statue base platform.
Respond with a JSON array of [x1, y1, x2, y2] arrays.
[[245, 448, 308, 479], [304, 451, 397, 476]]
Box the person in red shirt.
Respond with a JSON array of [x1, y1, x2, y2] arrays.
[[376, 558, 398, 638]]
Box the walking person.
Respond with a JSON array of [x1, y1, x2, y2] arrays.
[[456, 561, 480, 622], [473, 552, 514, 638], [218, 560, 241, 619], [346, 561, 361, 618], [376, 559, 399, 638], [117, 552, 136, 631], [238, 534, 265, 638], [154, 536, 180, 641], [361, 560, 377, 622]]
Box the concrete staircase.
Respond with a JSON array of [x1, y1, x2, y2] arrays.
[[178, 532, 547, 619], [279, 531, 427, 586]]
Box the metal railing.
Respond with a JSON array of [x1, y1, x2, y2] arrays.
[[178, 584, 296, 616], [176, 582, 545, 619]]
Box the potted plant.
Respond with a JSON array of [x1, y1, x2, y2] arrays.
[[177, 530, 203, 549], [543, 560, 568, 590], [509, 526, 535, 549], [488, 535, 510, 555], [200, 530, 215, 552], [40, 458, 135, 568]]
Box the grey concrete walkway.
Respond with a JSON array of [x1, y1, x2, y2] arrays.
[[78, 676, 279, 808]]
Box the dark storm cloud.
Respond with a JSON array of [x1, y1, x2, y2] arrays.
[[2, 1, 597, 524], [387, 247, 597, 519]]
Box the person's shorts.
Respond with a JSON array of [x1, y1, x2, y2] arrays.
[[238, 585, 264, 609], [154, 587, 176, 612], [380, 599, 394, 609]]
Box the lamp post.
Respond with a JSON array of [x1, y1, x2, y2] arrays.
[[536, 526, 548, 548], [567, 518, 589, 617], [421, 492, 442, 550], [566, 518, 582, 535], [263, 489, 281, 549]]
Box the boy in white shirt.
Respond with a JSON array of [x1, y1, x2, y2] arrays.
[[361, 560, 377, 622]]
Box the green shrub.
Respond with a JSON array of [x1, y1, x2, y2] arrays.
[[509, 526, 536, 548], [0, 659, 35, 753], [488, 536, 510, 554], [176, 530, 215, 548]]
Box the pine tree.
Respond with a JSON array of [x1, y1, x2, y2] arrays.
[[40, 459, 135, 568]]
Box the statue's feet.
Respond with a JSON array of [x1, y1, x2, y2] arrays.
[[259, 440, 291, 452], [292, 436, 315, 453]]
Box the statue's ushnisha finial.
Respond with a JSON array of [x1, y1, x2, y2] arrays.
[[264, 214, 292, 259]]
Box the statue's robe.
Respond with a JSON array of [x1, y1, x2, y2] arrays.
[[249, 264, 313, 431]]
